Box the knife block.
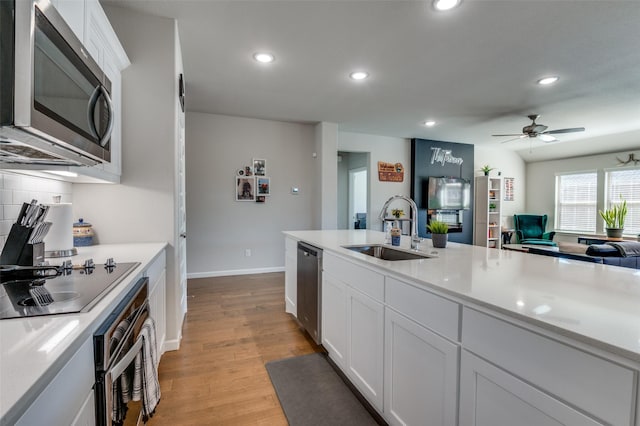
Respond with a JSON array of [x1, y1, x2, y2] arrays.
[[0, 224, 43, 265]]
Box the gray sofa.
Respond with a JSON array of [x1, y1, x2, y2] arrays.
[[527, 241, 640, 270]]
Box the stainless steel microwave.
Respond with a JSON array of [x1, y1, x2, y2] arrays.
[[0, 0, 113, 166]]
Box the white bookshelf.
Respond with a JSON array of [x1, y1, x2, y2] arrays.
[[474, 176, 503, 249]]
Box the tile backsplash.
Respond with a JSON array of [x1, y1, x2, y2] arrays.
[[0, 172, 72, 248]]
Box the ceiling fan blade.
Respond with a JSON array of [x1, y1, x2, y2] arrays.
[[544, 127, 585, 135], [500, 136, 527, 144], [492, 133, 524, 137]]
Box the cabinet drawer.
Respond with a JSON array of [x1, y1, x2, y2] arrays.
[[324, 252, 384, 301], [145, 251, 166, 291], [386, 277, 460, 342], [462, 307, 636, 426]]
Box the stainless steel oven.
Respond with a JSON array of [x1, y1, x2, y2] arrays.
[[0, 0, 113, 166], [94, 277, 149, 426]]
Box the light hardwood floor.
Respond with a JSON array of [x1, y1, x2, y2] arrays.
[[148, 273, 321, 425]]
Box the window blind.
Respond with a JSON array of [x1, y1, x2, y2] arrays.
[[605, 168, 640, 235], [556, 172, 597, 233]]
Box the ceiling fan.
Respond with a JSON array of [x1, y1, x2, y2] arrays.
[[493, 115, 585, 143]]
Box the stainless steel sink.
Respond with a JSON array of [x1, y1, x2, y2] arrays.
[[343, 244, 433, 261]]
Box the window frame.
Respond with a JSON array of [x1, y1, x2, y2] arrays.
[[554, 170, 598, 234], [603, 166, 640, 236]]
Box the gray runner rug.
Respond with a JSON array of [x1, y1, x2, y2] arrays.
[[266, 353, 379, 426]]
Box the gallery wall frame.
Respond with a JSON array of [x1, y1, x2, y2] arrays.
[[236, 176, 256, 201], [253, 158, 266, 176], [257, 176, 271, 196]]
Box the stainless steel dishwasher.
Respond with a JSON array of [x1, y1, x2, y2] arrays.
[[297, 241, 323, 345]]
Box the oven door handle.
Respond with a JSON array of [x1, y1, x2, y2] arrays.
[[109, 333, 144, 380]]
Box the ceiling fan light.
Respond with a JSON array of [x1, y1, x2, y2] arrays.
[[537, 76, 559, 86], [433, 0, 461, 11], [539, 134, 557, 142]]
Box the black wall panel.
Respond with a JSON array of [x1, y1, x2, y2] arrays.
[[411, 139, 475, 244]]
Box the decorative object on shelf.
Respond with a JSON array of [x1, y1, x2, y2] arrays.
[[489, 203, 497, 212], [178, 73, 185, 112], [391, 208, 404, 219], [599, 198, 627, 238], [504, 177, 514, 201], [236, 176, 256, 201], [378, 161, 404, 182], [616, 153, 639, 166], [257, 176, 271, 196], [73, 218, 94, 247], [480, 165, 494, 176], [427, 220, 449, 248], [253, 158, 266, 176]]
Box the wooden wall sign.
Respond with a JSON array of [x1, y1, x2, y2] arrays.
[[378, 161, 404, 182]]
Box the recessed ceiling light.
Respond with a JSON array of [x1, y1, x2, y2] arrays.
[[423, 120, 436, 127], [349, 71, 369, 81], [253, 52, 275, 63], [433, 0, 462, 11], [537, 76, 559, 85]]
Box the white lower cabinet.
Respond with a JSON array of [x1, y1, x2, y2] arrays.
[[346, 286, 384, 411], [17, 338, 94, 426], [384, 308, 459, 426], [146, 251, 167, 356], [70, 390, 96, 426], [459, 351, 602, 426], [322, 270, 348, 369], [284, 236, 298, 315]]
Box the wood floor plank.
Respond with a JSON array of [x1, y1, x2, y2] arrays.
[[148, 272, 321, 425]]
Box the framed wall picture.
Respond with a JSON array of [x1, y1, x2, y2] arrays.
[[504, 177, 514, 201], [236, 177, 256, 201], [253, 158, 266, 176], [257, 176, 271, 196]]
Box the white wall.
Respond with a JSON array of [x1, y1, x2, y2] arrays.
[[72, 6, 182, 341], [338, 131, 411, 231], [526, 149, 639, 242], [474, 146, 526, 229], [185, 112, 317, 277], [316, 122, 338, 229]]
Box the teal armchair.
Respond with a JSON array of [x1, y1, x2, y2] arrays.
[[513, 214, 557, 246]]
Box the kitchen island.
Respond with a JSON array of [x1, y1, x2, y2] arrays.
[[0, 242, 167, 426], [284, 230, 640, 426]]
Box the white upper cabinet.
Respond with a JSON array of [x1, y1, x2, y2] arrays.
[[49, 0, 130, 183]]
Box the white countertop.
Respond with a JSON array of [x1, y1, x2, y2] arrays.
[[284, 230, 640, 362], [0, 242, 167, 425]]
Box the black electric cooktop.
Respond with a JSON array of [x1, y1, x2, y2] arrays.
[[0, 260, 139, 320]]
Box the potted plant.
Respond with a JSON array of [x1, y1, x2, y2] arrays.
[[489, 202, 497, 212], [480, 165, 494, 176], [427, 220, 449, 248], [391, 208, 404, 219], [599, 199, 627, 238]]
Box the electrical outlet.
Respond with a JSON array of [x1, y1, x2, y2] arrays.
[[245, 249, 251, 257]]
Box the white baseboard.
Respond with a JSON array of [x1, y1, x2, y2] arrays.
[[187, 266, 285, 279], [163, 338, 181, 352]]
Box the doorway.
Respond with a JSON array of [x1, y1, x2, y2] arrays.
[[337, 151, 369, 229]]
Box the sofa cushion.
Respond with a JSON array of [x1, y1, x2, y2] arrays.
[[586, 244, 620, 257]]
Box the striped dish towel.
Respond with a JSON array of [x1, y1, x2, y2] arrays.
[[132, 317, 161, 421], [110, 317, 132, 424]]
